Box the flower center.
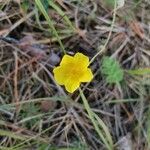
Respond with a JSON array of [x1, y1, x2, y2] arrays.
[[69, 66, 83, 79]]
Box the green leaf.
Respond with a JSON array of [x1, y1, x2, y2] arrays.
[[101, 56, 124, 83], [42, 0, 49, 12], [105, 0, 115, 7], [20, 103, 40, 128], [38, 143, 49, 150], [21, 0, 30, 12], [104, 0, 125, 8]]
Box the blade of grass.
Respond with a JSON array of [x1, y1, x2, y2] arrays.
[[126, 68, 150, 75], [0, 96, 68, 109], [10, 118, 60, 150], [35, 0, 66, 54], [0, 146, 13, 150], [79, 88, 113, 150], [18, 112, 51, 124], [48, 1, 75, 31], [93, 113, 113, 147], [0, 129, 27, 140], [0, 129, 48, 144], [106, 98, 141, 104]]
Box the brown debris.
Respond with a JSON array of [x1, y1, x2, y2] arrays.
[[129, 20, 145, 39], [41, 100, 57, 112]]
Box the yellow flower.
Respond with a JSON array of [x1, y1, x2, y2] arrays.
[[53, 53, 93, 93]]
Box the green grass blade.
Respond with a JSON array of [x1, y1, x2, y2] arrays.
[[0, 96, 68, 109], [35, 0, 66, 54], [0, 146, 13, 150], [48, 1, 75, 31], [126, 68, 150, 75], [0, 129, 27, 140], [79, 88, 113, 150], [0, 129, 48, 145], [106, 98, 140, 104], [93, 113, 113, 147]]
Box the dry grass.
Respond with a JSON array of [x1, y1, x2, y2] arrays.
[[0, 0, 150, 150]]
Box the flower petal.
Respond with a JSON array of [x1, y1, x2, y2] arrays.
[[74, 53, 89, 67], [80, 68, 93, 82], [65, 79, 80, 93], [60, 54, 73, 66], [53, 66, 67, 85]]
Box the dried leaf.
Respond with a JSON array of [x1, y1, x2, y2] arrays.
[[129, 21, 144, 39], [76, 28, 87, 40], [19, 35, 46, 60], [0, 29, 8, 36], [109, 32, 126, 49], [48, 52, 60, 65], [41, 100, 57, 112], [116, 134, 133, 150]]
